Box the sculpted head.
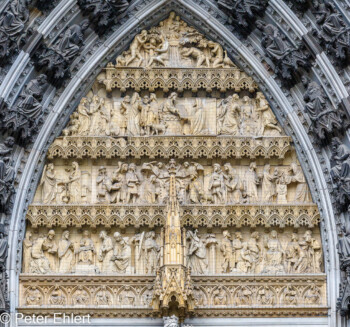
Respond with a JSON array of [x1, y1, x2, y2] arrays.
[[62, 230, 70, 240], [113, 232, 122, 242], [223, 230, 231, 239], [270, 230, 277, 239], [83, 230, 90, 238], [235, 232, 242, 240], [99, 231, 107, 239], [48, 230, 55, 240], [4, 136, 15, 148], [213, 163, 221, 172]]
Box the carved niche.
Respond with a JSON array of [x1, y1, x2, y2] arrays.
[[19, 13, 326, 319]]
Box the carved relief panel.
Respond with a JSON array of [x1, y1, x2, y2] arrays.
[[19, 13, 326, 319]]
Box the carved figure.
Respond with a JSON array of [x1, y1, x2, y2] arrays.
[[262, 230, 285, 274], [283, 284, 297, 305], [256, 20, 310, 87], [66, 161, 82, 203], [234, 287, 252, 305], [186, 230, 208, 274], [275, 168, 289, 204], [29, 230, 57, 274], [295, 230, 321, 273], [232, 232, 243, 271], [244, 162, 260, 203], [34, 20, 90, 86], [98, 231, 114, 272], [0, 0, 30, 66], [261, 164, 276, 202], [217, 95, 240, 135], [77, 230, 96, 265], [72, 286, 89, 305], [40, 163, 57, 204], [22, 231, 33, 273], [256, 92, 281, 136], [77, 97, 91, 135], [289, 163, 309, 203], [125, 163, 140, 204], [26, 287, 42, 305], [50, 286, 66, 305], [163, 92, 183, 134], [223, 163, 242, 204], [77, 0, 129, 36], [239, 231, 260, 273], [58, 230, 75, 273], [208, 163, 225, 204], [285, 233, 301, 273], [125, 30, 148, 66], [3, 74, 48, 144], [304, 283, 321, 304], [142, 231, 160, 274], [0, 137, 15, 213], [95, 286, 112, 305], [302, 76, 345, 141], [112, 232, 131, 274], [220, 230, 234, 273], [96, 166, 111, 203], [213, 286, 227, 305], [257, 286, 275, 305]]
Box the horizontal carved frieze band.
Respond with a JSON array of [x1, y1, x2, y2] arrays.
[[26, 204, 320, 228], [47, 136, 292, 159], [18, 274, 327, 317], [101, 67, 258, 92]]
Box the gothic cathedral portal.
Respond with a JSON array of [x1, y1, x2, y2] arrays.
[[19, 12, 326, 326]]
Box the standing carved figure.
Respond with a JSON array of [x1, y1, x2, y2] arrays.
[[244, 162, 260, 203], [208, 163, 225, 204], [295, 230, 321, 273], [220, 230, 234, 273], [125, 30, 148, 66], [285, 233, 301, 273], [22, 231, 33, 273], [40, 163, 57, 204], [143, 231, 160, 274], [58, 230, 75, 273], [261, 164, 276, 202], [96, 166, 111, 203], [223, 163, 242, 204], [289, 163, 309, 203], [98, 231, 114, 273], [125, 163, 140, 204], [67, 161, 81, 203], [256, 92, 281, 136], [163, 92, 183, 135], [77, 97, 91, 135], [186, 230, 208, 274], [118, 95, 131, 136], [127, 92, 142, 136]]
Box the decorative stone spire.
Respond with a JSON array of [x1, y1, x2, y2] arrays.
[[152, 159, 194, 319]]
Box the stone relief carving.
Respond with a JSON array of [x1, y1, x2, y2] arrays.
[[62, 91, 282, 138], [312, 0, 350, 67], [256, 20, 310, 87], [115, 13, 234, 69], [78, 0, 130, 36], [330, 137, 350, 211], [34, 160, 312, 206], [216, 0, 268, 38], [0, 0, 30, 66], [0, 137, 16, 214], [302, 76, 348, 142], [33, 20, 90, 87], [1, 74, 48, 145], [22, 227, 322, 275]]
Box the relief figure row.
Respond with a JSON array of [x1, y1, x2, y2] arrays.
[[23, 228, 322, 276], [38, 160, 311, 205], [187, 229, 322, 275], [62, 91, 282, 138], [23, 229, 160, 275]]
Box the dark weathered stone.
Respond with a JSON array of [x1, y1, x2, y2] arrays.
[[302, 76, 348, 143], [330, 138, 350, 212], [0, 137, 15, 215], [33, 20, 90, 87], [216, 0, 268, 38], [31, 0, 57, 12], [302, 31, 323, 58], [1, 74, 48, 145], [0, 0, 31, 67], [256, 20, 311, 87], [312, 0, 350, 67], [0, 224, 8, 313], [77, 0, 130, 36]]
